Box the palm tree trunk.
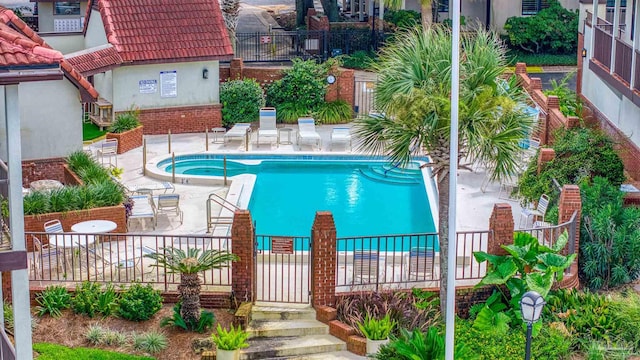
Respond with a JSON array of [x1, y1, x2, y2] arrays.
[[179, 273, 202, 324], [421, 0, 433, 28], [438, 171, 450, 317]]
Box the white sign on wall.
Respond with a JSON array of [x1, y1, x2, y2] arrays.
[[160, 71, 177, 98], [139, 79, 157, 94]]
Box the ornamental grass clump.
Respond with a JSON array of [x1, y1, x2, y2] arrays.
[[108, 107, 141, 133]]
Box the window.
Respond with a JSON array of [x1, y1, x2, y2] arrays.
[[53, 1, 81, 15], [522, 0, 549, 15], [436, 0, 449, 13], [606, 0, 627, 24]]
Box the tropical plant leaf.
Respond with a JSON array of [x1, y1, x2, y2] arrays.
[[473, 251, 504, 267], [479, 258, 518, 285], [525, 272, 553, 298], [551, 230, 569, 253]]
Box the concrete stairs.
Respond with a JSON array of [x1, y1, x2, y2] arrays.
[[240, 304, 359, 360]]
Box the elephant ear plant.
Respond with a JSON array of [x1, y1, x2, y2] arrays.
[[472, 231, 575, 334]]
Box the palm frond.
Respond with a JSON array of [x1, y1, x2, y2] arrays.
[[145, 247, 239, 275]]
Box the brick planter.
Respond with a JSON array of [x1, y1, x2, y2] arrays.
[[106, 126, 143, 154]]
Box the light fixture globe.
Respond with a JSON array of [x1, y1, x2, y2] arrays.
[[520, 291, 545, 324]]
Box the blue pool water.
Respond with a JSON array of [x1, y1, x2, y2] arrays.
[[160, 156, 437, 249]]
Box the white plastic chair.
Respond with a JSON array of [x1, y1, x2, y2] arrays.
[[256, 107, 278, 147], [519, 194, 550, 228], [128, 195, 157, 230], [97, 138, 118, 166], [156, 194, 184, 224], [297, 117, 321, 150], [224, 123, 252, 144], [330, 127, 352, 150]]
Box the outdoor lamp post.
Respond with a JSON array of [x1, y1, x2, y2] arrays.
[[520, 291, 546, 360]]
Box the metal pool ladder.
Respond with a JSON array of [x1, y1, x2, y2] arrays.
[[206, 192, 239, 234]]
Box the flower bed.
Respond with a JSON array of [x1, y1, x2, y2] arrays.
[[106, 125, 143, 154]]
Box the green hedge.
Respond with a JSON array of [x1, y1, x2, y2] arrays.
[[33, 343, 154, 360]]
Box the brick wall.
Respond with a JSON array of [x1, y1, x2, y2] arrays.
[[231, 210, 255, 303], [106, 125, 143, 154], [22, 157, 67, 188], [515, 63, 573, 146], [23, 205, 126, 251], [137, 105, 222, 135], [488, 203, 514, 256], [311, 211, 337, 308], [308, 13, 330, 31], [63, 164, 83, 185], [219, 59, 356, 110], [558, 185, 582, 255]]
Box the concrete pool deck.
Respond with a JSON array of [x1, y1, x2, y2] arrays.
[[86, 123, 528, 236]]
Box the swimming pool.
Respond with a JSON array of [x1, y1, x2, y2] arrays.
[[156, 155, 438, 243]]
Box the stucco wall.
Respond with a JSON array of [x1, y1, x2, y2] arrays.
[[93, 70, 114, 104], [0, 81, 82, 160], [84, 8, 109, 49], [40, 34, 84, 54], [111, 61, 220, 112], [36, 1, 88, 33]]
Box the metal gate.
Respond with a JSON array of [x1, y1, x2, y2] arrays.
[[354, 77, 378, 117], [254, 235, 311, 303]]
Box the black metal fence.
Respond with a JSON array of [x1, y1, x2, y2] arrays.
[[27, 232, 232, 292], [335, 231, 491, 293], [254, 235, 311, 303], [235, 29, 386, 63]]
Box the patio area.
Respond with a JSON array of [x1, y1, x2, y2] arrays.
[[26, 123, 544, 294], [87, 123, 530, 235]]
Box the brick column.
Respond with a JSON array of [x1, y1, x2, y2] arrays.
[[558, 185, 582, 256], [515, 62, 527, 76], [2, 272, 11, 301], [337, 69, 355, 108], [537, 148, 556, 175], [231, 210, 255, 303], [230, 58, 244, 81], [311, 211, 337, 308], [488, 204, 514, 256], [567, 116, 580, 129]]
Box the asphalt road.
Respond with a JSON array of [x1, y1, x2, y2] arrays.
[[535, 72, 577, 91]]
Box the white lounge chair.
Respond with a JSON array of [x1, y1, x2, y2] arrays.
[[330, 127, 352, 150], [256, 107, 278, 147], [156, 194, 184, 224], [297, 117, 321, 150], [224, 123, 252, 144], [127, 195, 157, 230], [405, 247, 435, 281], [353, 250, 383, 284]]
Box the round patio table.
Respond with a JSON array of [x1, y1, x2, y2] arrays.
[[71, 220, 117, 234]]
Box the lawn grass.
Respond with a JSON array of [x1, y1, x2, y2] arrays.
[[83, 122, 108, 142], [33, 343, 155, 360]]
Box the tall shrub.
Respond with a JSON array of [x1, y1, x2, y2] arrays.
[[220, 79, 265, 127], [517, 127, 625, 205], [504, 0, 578, 54], [580, 177, 640, 290], [265, 58, 331, 120]]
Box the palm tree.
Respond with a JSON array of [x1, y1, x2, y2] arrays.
[[354, 25, 533, 316], [146, 247, 239, 325], [220, 0, 240, 53]]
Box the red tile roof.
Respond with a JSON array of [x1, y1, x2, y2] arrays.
[[66, 45, 122, 76], [0, 8, 98, 101], [0, 22, 62, 67], [96, 0, 233, 63]]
